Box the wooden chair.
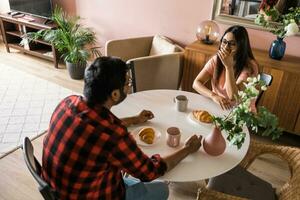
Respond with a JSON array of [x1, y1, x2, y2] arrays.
[[22, 137, 57, 200], [256, 72, 273, 106], [196, 139, 300, 200]]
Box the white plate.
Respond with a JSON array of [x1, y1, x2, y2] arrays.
[[131, 126, 161, 146], [188, 112, 213, 127]]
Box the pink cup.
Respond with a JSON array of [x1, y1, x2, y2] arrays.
[[166, 127, 181, 147]]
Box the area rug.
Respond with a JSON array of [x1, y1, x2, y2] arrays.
[[0, 63, 76, 158]]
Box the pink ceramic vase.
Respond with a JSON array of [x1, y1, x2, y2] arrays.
[[203, 126, 226, 156]]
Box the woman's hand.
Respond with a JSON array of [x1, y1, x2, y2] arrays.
[[211, 93, 232, 110], [217, 47, 234, 70], [184, 135, 202, 154], [136, 110, 154, 123]]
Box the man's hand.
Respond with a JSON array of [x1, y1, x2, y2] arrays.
[[121, 110, 154, 127], [184, 135, 202, 153], [211, 93, 232, 110], [163, 134, 202, 171], [136, 110, 154, 124]]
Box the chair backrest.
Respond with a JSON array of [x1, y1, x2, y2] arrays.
[[256, 72, 273, 106], [105, 35, 184, 93], [105, 36, 153, 61], [128, 53, 183, 93], [22, 137, 56, 200]]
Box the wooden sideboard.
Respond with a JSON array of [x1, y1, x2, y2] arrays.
[[181, 41, 300, 135]]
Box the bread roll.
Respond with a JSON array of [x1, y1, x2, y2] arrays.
[[138, 127, 155, 144], [192, 110, 213, 123]]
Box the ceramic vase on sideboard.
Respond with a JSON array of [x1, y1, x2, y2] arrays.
[[203, 126, 226, 156], [269, 37, 286, 60]]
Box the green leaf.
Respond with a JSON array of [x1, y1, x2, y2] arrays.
[[213, 75, 282, 149], [20, 6, 101, 64]]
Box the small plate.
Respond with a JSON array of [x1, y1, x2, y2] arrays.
[[188, 112, 213, 127], [131, 126, 161, 146]]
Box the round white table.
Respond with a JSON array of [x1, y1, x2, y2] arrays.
[[111, 90, 250, 182]]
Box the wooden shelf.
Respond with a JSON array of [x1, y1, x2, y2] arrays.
[[6, 30, 22, 37], [32, 38, 52, 46], [0, 13, 58, 68]]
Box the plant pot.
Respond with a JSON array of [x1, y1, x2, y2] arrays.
[[269, 37, 286, 60], [203, 126, 226, 156], [66, 61, 87, 80]]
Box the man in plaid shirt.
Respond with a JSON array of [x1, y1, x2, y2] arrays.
[[42, 57, 202, 200]]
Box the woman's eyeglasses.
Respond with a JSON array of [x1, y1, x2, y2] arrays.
[[221, 39, 236, 48]]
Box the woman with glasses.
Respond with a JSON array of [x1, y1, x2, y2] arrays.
[[193, 25, 258, 110]]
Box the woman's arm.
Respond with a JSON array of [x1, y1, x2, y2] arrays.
[[224, 65, 239, 100], [218, 47, 239, 100], [193, 60, 232, 110], [192, 68, 215, 98]]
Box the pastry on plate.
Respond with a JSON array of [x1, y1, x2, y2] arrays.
[[192, 110, 213, 123], [138, 127, 155, 144]]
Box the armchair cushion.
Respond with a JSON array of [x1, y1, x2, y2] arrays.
[[149, 35, 177, 56], [208, 165, 276, 200]]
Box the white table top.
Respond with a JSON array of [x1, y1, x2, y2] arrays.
[[111, 89, 250, 182]]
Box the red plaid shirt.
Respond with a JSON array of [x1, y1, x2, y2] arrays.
[[42, 95, 167, 200]]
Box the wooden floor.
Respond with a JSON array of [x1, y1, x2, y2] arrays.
[[0, 43, 296, 199], [0, 43, 84, 94], [0, 44, 84, 200]]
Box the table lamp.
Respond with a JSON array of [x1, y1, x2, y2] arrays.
[[196, 20, 220, 45]]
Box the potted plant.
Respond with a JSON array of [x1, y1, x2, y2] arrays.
[[205, 75, 282, 153], [23, 7, 101, 79]]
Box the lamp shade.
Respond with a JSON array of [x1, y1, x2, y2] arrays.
[[196, 20, 220, 45]]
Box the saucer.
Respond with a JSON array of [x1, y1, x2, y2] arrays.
[[131, 126, 162, 146], [187, 112, 213, 127]]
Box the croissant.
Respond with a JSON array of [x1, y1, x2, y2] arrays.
[[192, 110, 213, 123], [138, 127, 155, 144]]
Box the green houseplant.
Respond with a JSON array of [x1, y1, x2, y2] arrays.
[[211, 75, 282, 150], [22, 7, 100, 79], [255, 6, 300, 38]]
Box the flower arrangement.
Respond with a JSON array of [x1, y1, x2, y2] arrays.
[[255, 6, 300, 38], [212, 75, 282, 149]]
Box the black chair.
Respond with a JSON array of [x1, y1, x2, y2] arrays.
[[22, 137, 57, 200], [256, 72, 273, 106]]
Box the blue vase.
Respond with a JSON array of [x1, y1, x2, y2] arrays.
[[269, 37, 286, 60]]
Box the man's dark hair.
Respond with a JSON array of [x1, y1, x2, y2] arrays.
[[83, 56, 129, 106]]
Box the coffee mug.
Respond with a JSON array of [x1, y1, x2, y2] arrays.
[[174, 95, 188, 112], [166, 127, 181, 147]]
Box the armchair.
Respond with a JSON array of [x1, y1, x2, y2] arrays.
[[197, 139, 300, 200], [105, 35, 184, 92]]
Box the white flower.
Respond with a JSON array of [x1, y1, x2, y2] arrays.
[[261, 85, 267, 91], [247, 77, 253, 82], [252, 77, 258, 83], [285, 22, 299, 37]]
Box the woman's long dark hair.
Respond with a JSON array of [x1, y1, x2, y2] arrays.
[[214, 25, 255, 83]]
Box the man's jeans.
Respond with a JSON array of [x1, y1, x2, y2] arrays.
[[124, 177, 169, 200]]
